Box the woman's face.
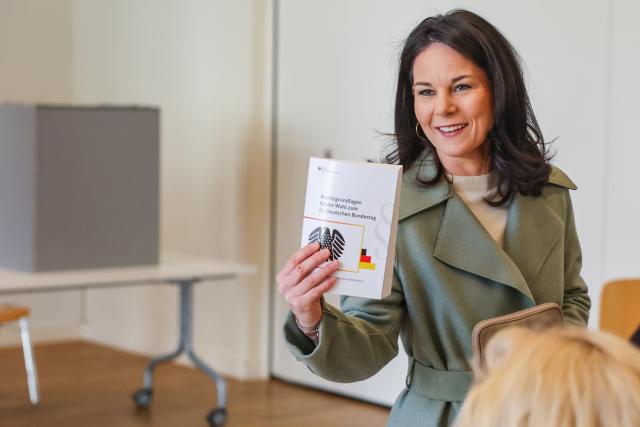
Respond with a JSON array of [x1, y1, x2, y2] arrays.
[[412, 42, 494, 175]]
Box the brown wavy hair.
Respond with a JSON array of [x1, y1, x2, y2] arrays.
[[385, 9, 552, 205]]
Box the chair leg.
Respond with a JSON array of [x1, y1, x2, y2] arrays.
[[19, 317, 39, 405]]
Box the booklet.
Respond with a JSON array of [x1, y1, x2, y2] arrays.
[[300, 158, 402, 299]]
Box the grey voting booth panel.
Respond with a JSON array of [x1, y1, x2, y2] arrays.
[[0, 104, 159, 271]]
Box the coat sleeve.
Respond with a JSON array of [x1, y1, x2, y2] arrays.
[[283, 267, 405, 383], [561, 191, 591, 326]]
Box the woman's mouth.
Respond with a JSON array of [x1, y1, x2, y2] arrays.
[[435, 123, 467, 137]]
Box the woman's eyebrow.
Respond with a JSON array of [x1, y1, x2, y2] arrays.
[[451, 74, 472, 83], [413, 74, 472, 87], [412, 81, 432, 87]]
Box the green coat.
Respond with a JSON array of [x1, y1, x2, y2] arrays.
[[284, 155, 590, 427]]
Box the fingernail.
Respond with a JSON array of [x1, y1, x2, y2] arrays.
[[332, 260, 340, 267]]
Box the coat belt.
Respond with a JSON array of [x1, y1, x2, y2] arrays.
[[405, 357, 472, 402]]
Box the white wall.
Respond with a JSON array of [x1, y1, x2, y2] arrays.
[[72, 0, 273, 379], [603, 0, 640, 289], [0, 0, 273, 380], [0, 0, 73, 102], [0, 0, 84, 345]]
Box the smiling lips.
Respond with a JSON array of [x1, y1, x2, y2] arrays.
[[435, 123, 467, 136]]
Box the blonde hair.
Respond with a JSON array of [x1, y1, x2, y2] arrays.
[[455, 327, 640, 427]]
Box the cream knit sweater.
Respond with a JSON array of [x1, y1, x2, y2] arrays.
[[449, 172, 509, 247]]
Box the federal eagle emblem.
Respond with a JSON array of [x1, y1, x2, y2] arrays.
[[308, 227, 345, 261]]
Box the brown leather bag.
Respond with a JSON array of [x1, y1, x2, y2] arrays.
[[472, 303, 563, 369]]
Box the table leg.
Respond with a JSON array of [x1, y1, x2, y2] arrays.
[[132, 279, 228, 427]]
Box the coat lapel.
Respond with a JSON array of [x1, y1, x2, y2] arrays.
[[433, 194, 534, 303], [398, 153, 563, 304], [502, 192, 563, 288]]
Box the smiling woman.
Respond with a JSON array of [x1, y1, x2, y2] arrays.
[[390, 9, 552, 206], [278, 9, 590, 427], [412, 42, 494, 176]]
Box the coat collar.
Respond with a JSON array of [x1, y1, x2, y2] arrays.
[[398, 154, 452, 221], [398, 154, 566, 304]]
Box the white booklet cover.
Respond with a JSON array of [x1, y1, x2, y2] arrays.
[[300, 158, 402, 299]]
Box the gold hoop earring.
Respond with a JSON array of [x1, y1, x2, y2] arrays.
[[415, 123, 428, 142]]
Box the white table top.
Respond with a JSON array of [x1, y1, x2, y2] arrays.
[[0, 255, 256, 295]]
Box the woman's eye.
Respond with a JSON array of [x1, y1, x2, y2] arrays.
[[418, 89, 434, 96], [453, 84, 471, 92]]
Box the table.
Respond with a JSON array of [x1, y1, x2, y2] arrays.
[[0, 257, 255, 427]]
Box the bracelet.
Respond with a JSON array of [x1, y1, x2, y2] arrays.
[[295, 316, 320, 343]]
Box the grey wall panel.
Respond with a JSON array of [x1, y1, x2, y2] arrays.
[[0, 105, 36, 271]]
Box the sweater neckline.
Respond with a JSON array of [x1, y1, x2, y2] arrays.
[[448, 171, 497, 193]]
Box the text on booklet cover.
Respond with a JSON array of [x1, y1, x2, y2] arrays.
[[301, 158, 402, 299]]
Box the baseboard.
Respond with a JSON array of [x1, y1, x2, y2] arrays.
[[172, 352, 267, 380], [81, 330, 265, 380], [0, 322, 83, 348]]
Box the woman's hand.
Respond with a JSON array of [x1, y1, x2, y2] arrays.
[[276, 242, 340, 327]]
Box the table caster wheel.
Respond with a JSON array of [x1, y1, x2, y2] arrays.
[[206, 408, 227, 427], [132, 388, 153, 408]]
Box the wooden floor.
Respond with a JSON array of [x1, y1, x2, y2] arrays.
[[0, 341, 389, 427]]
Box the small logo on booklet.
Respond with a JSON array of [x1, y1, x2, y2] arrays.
[[308, 227, 345, 261], [317, 166, 340, 176]]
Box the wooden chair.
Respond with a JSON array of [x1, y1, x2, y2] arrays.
[[0, 304, 39, 404], [600, 279, 640, 340]]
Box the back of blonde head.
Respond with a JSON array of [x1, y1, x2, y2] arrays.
[[455, 327, 640, 427]]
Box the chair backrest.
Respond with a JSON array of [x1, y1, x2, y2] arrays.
[[600, 279, 640, 339], [0, 305, 30, 323]]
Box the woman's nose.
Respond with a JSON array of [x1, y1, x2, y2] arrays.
[[435, 94, 456, 116]]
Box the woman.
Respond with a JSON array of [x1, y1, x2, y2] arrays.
[[276, 9, 590, 426], [454, 327, 640, 427]]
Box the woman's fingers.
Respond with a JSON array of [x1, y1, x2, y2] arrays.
[[275, 242, 341, 322], [287, 260, 339, 298], [278, 246, 332, 293], [286, 248, 332, 287], [274, 244, 340, 326], [285, 275, 338, 315], [277, 242, 320, 280]]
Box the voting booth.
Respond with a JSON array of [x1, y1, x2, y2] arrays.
[[0, 104, 159, 271]]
